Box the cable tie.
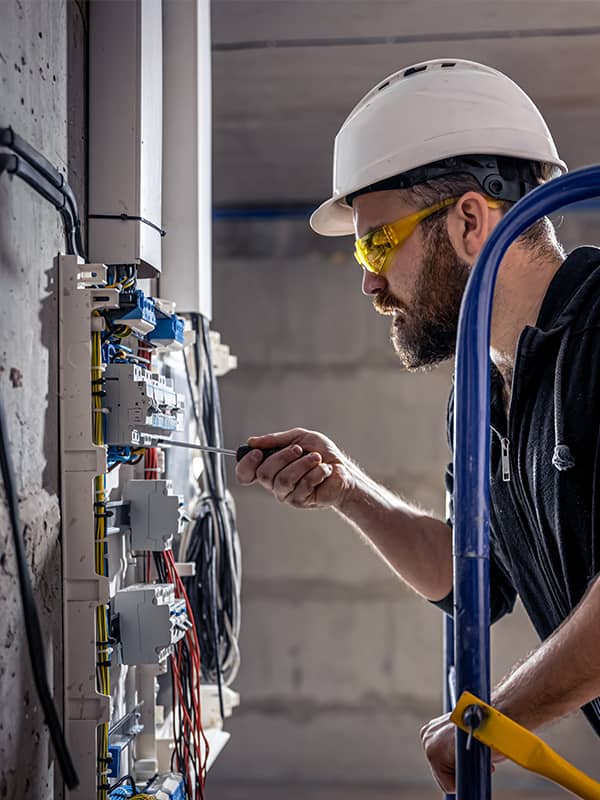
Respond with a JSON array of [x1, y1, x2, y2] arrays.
[[88, 212, 166, 237]]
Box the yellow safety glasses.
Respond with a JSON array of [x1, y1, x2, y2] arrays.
[[354, 196, 504, 275]]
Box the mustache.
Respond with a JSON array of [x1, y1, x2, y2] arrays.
[[372, 289, 406, 315]]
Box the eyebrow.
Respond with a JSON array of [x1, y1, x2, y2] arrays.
[[357, 223, 382, 239]]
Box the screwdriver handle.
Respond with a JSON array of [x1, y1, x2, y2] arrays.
[[236, 445, 285, 462]]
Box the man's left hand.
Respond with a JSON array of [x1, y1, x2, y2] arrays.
[[420, 713, 456, 793]]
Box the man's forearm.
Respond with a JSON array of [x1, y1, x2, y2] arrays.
[[492, 576, 600, 730], [334, 467, 453, 601]]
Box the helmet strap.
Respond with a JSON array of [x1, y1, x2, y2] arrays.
[[346, 155, 541, 207]]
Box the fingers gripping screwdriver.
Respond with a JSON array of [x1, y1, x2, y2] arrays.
[[155, 438, 284, 462]]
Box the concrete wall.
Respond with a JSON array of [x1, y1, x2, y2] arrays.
[[0, 2, 86, 798], [209, 213, 600, 795]]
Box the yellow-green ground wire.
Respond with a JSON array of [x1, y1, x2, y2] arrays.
[[92, 321, 110, 800]]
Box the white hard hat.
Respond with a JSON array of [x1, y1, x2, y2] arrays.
[[310, 58, 567, 236]]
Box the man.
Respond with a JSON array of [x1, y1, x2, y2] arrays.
[[236, 58, 600, 792]]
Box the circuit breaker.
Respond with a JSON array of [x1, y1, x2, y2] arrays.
[[113, 584, 188, 665], [104, 364, 185, 447], [123, 480, 182, 551]]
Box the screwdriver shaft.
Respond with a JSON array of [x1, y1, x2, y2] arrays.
[[155, 438, 237, 457]]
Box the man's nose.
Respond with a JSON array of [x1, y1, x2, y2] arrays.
[[361, 269, 387, 296]]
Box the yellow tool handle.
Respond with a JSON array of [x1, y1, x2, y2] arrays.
[[451, 691, 600, 800]]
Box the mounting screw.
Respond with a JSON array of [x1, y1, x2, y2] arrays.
[[463, 703, 485, 751]]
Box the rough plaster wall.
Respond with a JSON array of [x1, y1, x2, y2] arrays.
[[0, 2, 85, 798], [209, 214, 600, 792]]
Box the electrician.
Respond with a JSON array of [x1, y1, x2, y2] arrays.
[[236, 58, 600, 793]]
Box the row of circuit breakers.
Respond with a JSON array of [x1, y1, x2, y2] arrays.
[[102, 287, 187, 666]]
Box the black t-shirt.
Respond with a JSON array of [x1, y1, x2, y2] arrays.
[[435, 246, 600, 735]]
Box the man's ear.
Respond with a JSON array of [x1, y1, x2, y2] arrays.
[[446, 192, 499, 265]]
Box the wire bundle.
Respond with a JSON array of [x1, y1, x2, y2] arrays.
[[144, 441, 208, 797], [153, 549, 209, 799], [182, 315, 241, 699], [92, 325, 112, 800]]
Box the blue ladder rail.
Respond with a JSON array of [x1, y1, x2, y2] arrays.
[[452, 164, 600, 800]]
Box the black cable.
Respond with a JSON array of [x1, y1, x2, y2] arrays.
[[0, 153, 79, 256], [183, 349, 202, 441], [0, 127, 85, 258], [183, 314, 241, 700], [109, 773, 136, 791], [0, 127, 80, 224], [209, 545, 225, 720], [0, 393, 79, 789]]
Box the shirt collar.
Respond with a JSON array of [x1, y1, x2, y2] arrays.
[[535, 246, 600, 331]]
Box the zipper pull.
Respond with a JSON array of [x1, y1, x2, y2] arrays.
[[501, 437, 511, 482]]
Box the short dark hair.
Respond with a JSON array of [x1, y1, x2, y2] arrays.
[[404, 163, 563, 257]]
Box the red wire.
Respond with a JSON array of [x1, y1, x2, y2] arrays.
[[144, 447, 160, 480], [167, 551, 207, 781], [164, 550, 209, 797], [170, 643, 199, 796], [140, 407, 209, 793], [137, 345, 208, 794]]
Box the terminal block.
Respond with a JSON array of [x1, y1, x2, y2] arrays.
[[123, 479, 182, 551], [144, 772, 186, 799], [147, 313, 185, 347], [112, 289, 157, 335], [104, 364, 184, 446], [113, 584, 189, 665]]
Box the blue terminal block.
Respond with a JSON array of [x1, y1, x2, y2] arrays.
[[147, 313, 185, 347], [115, 290, 157, 336], [107, 743, 122, 778]]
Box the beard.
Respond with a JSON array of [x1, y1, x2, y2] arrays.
[[373, 218, 471, 371]]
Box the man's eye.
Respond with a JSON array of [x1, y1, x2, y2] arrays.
[[371, 231, 390, 247], [369, 248, 387, 268]]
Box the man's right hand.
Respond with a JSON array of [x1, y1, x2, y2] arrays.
[[235, 427, 354, 510]]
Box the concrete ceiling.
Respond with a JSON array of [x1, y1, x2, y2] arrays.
[[211, 0, 600, 207]]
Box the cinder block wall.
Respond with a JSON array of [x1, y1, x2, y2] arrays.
[[0, 2, 85, 798], [210, 214, 600, 793]]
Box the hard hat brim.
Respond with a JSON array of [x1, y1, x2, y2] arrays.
[[310, 196, 354, 237]]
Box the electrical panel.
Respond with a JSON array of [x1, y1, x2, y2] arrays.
[[58, 255, 241, 800]]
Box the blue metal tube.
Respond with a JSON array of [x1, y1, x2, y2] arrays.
[[444, 614, 456, 800], [453, 164, 600, 800]]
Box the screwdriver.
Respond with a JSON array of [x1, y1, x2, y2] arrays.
[[155, 438, 283, 462]]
